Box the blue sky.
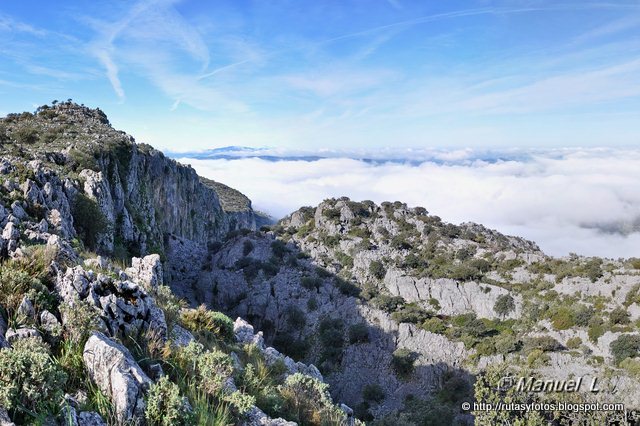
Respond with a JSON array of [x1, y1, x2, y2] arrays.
[[1, 0, 640, 151]]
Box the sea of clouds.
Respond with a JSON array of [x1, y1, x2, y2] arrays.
[[175, 148, 640, 259]]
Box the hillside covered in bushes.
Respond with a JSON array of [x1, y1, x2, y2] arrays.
[[1, 103, 640, 425]]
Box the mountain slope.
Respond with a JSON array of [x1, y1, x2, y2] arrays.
[[0, 103, 357, 426]]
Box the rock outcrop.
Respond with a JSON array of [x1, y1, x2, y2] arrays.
[[83, 332, 152, 424]]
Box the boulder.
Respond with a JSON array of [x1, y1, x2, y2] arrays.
[[17, 296, 35, 320], [77, 412, 107, 426], [127, 255, 163, 291], [5, 328, 41, 343], [83, 332, 152, 424], [169, 324, 195, 348], [0, 407, 15, 426]]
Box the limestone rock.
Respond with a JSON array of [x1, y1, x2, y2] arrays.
[[5, 327, 41, 343], [83, 332, 152, 424], [126, 255, 163, 291], [169, 324, 195, 348], [0, 407, 15, 426]]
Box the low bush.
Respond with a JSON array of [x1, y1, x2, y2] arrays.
[[348, 323, 369, 344], [72, 193, 109, 250], [242, 240, 254, 256], [0, 337, 67, 416], [271, 240, 288, 259], [301, 276, 322, 291], [391, 348, 417, 378], [609, 307, 631, 325], [145, 376, 194, 426], [493, 294, 515, 318], [362, 383, 385, 403], [566, 336, 582, 349], [420, 317, 447, 334], [371, 294, 405, 313], [391, 303, 432, 324], [318, 318, 345, 369], [198, 349, 235, 395], [279, 373, 343, 426], [525, 336, 563, 353], [180, 305, 234, 342], [285, 305, 306, 329], [610, 334, 640, 365]]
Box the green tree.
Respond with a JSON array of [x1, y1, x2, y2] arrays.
[[493, 294, 515, 318]]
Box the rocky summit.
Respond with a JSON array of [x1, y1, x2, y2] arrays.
[[0, 102, 639, 425]]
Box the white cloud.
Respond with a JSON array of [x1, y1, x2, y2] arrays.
[[178, 148, 640, 259]]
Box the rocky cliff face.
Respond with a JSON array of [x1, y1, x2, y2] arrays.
[[177, 197, 640, 423], [2, 103, 640, 425], [0, 103, 360, 426], [0, 102, 255, 262]]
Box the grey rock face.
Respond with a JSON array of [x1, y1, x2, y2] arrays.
[[126, 255, 163, 291], [0, 407, 15, 426], [5, 327, 41, 343], [17, 296, 35, 319], [83, 332, 152, 425], [77, 412, 107, 426], [56, 264, 167, 341], [169, 323, 195, 348]]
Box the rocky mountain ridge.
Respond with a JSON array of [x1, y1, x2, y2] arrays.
[[1, 102, 640, 425], [0, 103, 356, 426]]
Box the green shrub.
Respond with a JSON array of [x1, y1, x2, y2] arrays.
[[550, 308, 575, 330], [420, 317, 447, 334], [333, 277, 360, 297], [334, 251, 353, 269], [566, 336, 582, 349], [624, 284, 640, 307], [574, 305, 595, 327], [525, 336, 562, 353], [180, 305, 234, 342], [362, 383, 385, 403], [371, 294, 405, 313], [391, 348, 417, 378], [318, 318, 345, 369], [526, 349, 550, 367], [348, 323, 369, 344], [198, 349, 234, 395], [307, 297, 318, 311], [610, 334, 640, 365], [588, 319, 606, 343], [60, 299, 100, 344], [273, 333, 310, 360], [391, 303, 432, 324], [494, 334, 521, 354], [0, 337, 67, 415], [609, 307, 631, 325], [278, 373, 343, 426], [242, 240, 254, 256], [14, 127, 39, 144], [322, 208, 341, 220], [301, 276, 322, 291], [285, 305, 306, 329], [224, 390, 256, 415], [493, 294, 515, 318], [271, 240, 288, 259], [0, 261, 52, 317], [145, 376, 194, 426], [427, 297, 441, 310], [620, 357, 640, 378], [72, 193, 109, 250]]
